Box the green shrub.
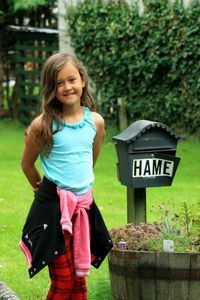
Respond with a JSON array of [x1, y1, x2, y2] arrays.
[[67, 0, 200, 133]]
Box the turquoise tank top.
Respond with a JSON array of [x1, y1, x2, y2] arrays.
[[40, 107, 96, 195]]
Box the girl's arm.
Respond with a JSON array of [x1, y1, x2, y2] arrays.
[[92, 112, 105, 167], [21, 116, 42, 192]]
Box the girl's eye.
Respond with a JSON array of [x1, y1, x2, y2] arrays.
[[70, 78, 76, 83], [57, 81, 63, 86]]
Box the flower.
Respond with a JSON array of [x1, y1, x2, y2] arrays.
[[109, 202, 200, 252], [110, 223, 163, 251]]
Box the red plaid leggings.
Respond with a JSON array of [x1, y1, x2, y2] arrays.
[[46, 238, 87, 300]]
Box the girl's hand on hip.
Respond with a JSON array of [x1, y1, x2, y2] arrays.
[[33, 180, 42, 193]]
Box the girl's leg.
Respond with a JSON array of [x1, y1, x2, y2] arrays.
[[70, 276, 87, 300], [46, 238, 74, 300], [46, 238, 87, 300]]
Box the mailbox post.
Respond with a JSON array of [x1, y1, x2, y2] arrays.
[[113, 120, 181, 224]]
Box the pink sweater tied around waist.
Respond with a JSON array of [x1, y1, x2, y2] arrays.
[[56, 186, 93, 277]]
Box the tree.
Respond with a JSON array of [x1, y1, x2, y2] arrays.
[[67, 0, 200, 133]]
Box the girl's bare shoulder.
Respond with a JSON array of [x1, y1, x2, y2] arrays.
[[26, 114, 43, 136], [91, 111, 105, 128]]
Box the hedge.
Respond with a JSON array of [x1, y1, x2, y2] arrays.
[[67, 0, 200, 134]]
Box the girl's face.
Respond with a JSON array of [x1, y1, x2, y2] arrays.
[[55, 61, 85, 108]]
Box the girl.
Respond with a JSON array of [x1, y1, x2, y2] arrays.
[[19, 52, 113, 300]]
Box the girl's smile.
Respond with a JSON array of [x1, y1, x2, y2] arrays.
[[55, 61, 85, 107]]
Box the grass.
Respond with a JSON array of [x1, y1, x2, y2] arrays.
[[0, 118, 200, 299]]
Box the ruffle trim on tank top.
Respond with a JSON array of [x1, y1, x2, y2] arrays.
[[64, 107, 89, 129]]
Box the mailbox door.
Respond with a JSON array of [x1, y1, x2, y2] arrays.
[[131, 153, 180, 188]]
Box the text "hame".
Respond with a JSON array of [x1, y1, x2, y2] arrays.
[[132, 158, 174, 178]]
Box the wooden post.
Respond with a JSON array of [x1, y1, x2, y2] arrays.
[[127, 187, 146, 224], [117, 97, 128, 131], [0, 53, 3, 110]]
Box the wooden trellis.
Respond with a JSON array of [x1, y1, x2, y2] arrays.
[[9, 25, 58, 124]]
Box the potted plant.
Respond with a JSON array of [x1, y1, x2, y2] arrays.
[[108, 202, 200, 300]]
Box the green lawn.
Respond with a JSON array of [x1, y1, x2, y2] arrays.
[[0, 118, 199, 299]]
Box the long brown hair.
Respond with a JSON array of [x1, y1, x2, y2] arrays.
[[38, 52, 96, 156]]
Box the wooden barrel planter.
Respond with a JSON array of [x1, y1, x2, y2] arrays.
[[108, 249, 200, 300]]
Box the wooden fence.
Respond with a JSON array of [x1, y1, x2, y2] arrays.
[[9, 25, 58, 124]]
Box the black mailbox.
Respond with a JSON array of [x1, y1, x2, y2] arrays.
[[113, 120, 181, 188]]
